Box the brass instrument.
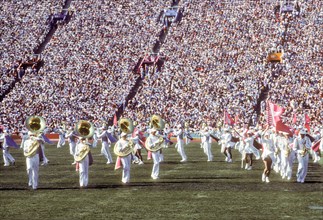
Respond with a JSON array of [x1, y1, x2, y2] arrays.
[[284, 148, 291, 157], [75, 143, 91, 162], [74, 120, 94, 161], [24, 116, 46, 157], [114, 118, 135, 157], [75, 120, 94, 138], [300, 148, 308, 157], [114, 139, 135, 157], [150, 115, 165, 130], [145, 115, 165, 152], [25, 116, 46, 134]]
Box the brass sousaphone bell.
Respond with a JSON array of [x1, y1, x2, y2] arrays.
[[114, 118, 135, 157], [24, 116, 46, 157], [74, 120, 94, 162], [145, 115, 165, 152]]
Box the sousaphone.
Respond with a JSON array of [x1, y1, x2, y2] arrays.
[[114, 118, 135, 157], [145, 115, 165, 152], [74, 120, 94, 162], [24, 116, 46, 157]]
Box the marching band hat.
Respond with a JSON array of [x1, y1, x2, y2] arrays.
[[299, 129, 307, 135]]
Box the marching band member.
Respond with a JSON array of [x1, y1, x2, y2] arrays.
[[200, 126, 213, 162], [146, 128, 162, 179], [97, 125, 114, 164], [260, 128, 275, 183], [220, 127, 233, 163], [293, 129, 312, 183], [131, 130, 144, 165], [279, 132, 293, 180], [20, 128, 29, 149], [184, 122, 193, 146], [66, 127, 78, 165], [173, 124, 187, 162], [75, 137, 92, 188], [23, 131, 43, 189], [114, 132, 132, 184], [242, 130, 260, 170], [1, 128, 16, 166], [163, 123, 173, 148], [56, 126, 66, 148]]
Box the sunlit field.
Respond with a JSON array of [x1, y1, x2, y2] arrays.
[[0, 141, 322, 220]]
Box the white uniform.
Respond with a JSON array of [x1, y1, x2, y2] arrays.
[[293, 135, 311, 183], [24, 137, 41, 189], [1, 133, 15, 166], [146, 134, 162, 179], [260, 137, 275, 162], [98, 130, 113, 164], [56, 128, 66, 148], [66, 130, 77, 159], [173, 128, 187, 162], [200, 130, 213, 162], [114, 139, 131, 183], [279, 136, 293, 180], [20, 130, 29, 149], [74, 142, 90, 187]]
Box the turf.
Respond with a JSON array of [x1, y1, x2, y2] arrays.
[[0, 142, 322, 220]]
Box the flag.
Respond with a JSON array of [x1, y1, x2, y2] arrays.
[[311, 139, 321, 152], [114, 156, 122, 170], [304, 113, 311, 133], [42, 134, 54, 145], [5, 136, 19, 149], [292, 113, 297, 124], [113, 114, 118, 127], [224, 110, 235, 126], [267, 101, 293, 136], [107, 133, 117, 143], [267, 101, 285, 126]]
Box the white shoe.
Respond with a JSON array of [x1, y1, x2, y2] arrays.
[[4, 164, 10, 167], [262, 174, 266, 182], [227, 159, 232, 163], [245, 164, 249, 170], [225, 157, 228, 162], [287, 176, 291, 181], [106, 161, 112, 164], [247, 166, 252, 170], [265, 177, 270, 183], [71, 162, 76, 165], [138, 161, 144, 165], [151, 175, 159, 180], [180, 159, 187, 163]]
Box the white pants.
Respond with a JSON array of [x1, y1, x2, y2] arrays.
[[79, 155, 89, 187], [3, 148, 15, 165], [280, 152, 293, 179], [41, 145, 49, 164], [101, 142, 113, 163], [57, 136, 65, 148], [296, 153, 309, 183], [175, 140, 187, 161], [121, 154, 131, 183], [26, 154, 39, 189], [202, 142, 213, 161], [69, 142, 76, 156], [151, 151, 161, 178]]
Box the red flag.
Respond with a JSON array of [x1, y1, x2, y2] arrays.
[[304, 113, 310, 133], [267, 101, 285, 126], [224, 110, 235, 126], [267, 101, 292, 136], [292, 113, 297, 124], [113, 114, 118, 126], [311, 139, 321, 152]]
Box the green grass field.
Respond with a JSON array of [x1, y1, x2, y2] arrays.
[[0, 142, 322, 220]]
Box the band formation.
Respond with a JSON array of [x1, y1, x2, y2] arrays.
[[0, 114, 322, 190]]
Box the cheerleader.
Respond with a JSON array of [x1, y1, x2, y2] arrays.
[[260, 128, 275, 182]]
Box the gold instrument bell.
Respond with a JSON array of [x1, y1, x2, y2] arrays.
[[114, 118, 135, 157], [24, 116, 46, 157], [145, 115, 165, 152], [74, 120, 94, 162]]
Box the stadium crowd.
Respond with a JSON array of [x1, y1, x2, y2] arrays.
[[0, 0, 322, 132]]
